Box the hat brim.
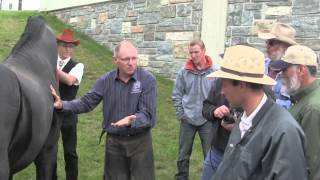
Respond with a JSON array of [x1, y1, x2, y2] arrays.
[[56, 38, 80, 45], [207, 70, 276, 86], [258, 32, 297, 45]]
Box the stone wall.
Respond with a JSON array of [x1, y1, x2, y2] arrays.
[[226, 0, 320, 58], [49, 0, 320, 79], [49, 0, 203, 79]]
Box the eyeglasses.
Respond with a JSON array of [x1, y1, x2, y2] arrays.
[[59, 42, 76, 48], [119, 57, 137, 62]]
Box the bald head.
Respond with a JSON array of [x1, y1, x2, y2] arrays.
[[114, 41, 137, 58], [112, 41, 138, 80]]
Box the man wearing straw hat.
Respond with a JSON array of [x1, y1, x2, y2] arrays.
[[207, 45, 307, 180], [258, 23, 297, 109], [277, 45, 320, 180]]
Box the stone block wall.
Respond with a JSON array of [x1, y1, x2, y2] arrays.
[[226, 0, 320, 59], [49, 0, 203, 79], [49, 0, 320, 79]]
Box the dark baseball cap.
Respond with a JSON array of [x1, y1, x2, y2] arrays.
[[269, 60, 290, 71]]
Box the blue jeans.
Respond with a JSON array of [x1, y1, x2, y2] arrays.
[[201, 147, 223, 180]]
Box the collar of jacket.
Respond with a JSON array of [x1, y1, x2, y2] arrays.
[[185, 55, 213, 72], [236, 97, 273, 145], [291, 79, 320, 104]]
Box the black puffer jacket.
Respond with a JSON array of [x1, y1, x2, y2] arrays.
[[202, 78, 232, 153]]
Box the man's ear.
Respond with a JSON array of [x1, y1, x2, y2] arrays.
[[296, 65, 304, 74], [112, 57, 117, 64], [299, 65, 310, 76]]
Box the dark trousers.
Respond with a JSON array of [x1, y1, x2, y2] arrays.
[[34, 112, 78, 180], [175, 121, 213, 180], [60, 113, 78, 180], [104, 131, 155, 180], [34, 111, 61, 180]]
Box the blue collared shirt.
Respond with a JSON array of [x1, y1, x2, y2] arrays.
[[62, 68, 157, 134]]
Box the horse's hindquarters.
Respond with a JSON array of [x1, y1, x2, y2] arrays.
[[0, 65, 20, 179]]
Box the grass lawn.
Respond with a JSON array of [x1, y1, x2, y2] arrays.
[[0, 11, 204, 180]]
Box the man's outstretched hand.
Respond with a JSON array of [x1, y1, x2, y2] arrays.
[[111, 115, 136, 128], [50, 85, 63, 109]]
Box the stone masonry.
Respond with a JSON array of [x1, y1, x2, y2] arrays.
[[226, 0, 320, 64], [50, 0, 320, 79], [49, 0, 203, 79]]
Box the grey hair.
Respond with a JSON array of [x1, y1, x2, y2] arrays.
[[113, 40, 134, 57]]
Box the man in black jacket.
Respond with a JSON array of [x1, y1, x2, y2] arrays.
[[201, 78, 239, 180]]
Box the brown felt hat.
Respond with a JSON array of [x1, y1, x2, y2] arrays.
[[56, 28, 80, 45]]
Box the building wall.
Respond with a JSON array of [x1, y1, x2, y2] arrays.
[[49, 0, 212, 79], [1, 0, 19, 10], [0, 0, 40, 10], [48, 0, 320, 79], [40, 0, 111, 11], [226, 0, 320, 58], [23, 0, 40, 10]]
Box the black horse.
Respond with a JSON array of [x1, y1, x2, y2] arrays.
[[0, 16, 59, 179]]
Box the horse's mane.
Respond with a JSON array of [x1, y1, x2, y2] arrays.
[[4, 16, 57, 87]]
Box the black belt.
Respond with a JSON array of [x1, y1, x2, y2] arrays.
[[108, 129, 149, 138]]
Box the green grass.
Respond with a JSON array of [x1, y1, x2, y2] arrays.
[[0, 11, 203, 180]]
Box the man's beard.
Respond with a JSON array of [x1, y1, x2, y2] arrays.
[[283, 72, 301, 95]]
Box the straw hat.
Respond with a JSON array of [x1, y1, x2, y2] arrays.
[[281, 45, 318, 68], [258, 23, 297, 45], [56, 28, 80, 45], [207, 45, 276, 85]]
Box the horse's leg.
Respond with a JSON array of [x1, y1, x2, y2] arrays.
[[0, 151, 10, 179], [34, 111, 62, 180]]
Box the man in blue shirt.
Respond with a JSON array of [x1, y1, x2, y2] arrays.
[[51, 41, 156, 180], [258, 23, 298, 109]]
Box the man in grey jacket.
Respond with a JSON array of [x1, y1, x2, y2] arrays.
[[172, 39, 218, 180], [207, 45, 307, 180]]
